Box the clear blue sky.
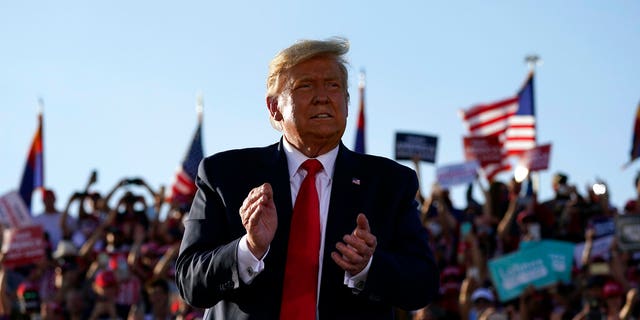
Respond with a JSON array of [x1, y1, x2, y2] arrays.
[[2, 1, 639, 214]]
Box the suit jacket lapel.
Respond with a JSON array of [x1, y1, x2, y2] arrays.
[[320, 144, 363, 301], [263, 140, 294, 277], [325, 143, 362, 244], [269, 139, 294, 226]]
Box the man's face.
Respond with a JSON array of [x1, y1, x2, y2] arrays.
[[271, 56, 348, 155]]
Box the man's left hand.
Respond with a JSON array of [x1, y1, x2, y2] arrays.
[[331, 213, 377, 275]]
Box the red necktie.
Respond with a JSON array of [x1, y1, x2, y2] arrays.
[[280, 159, 323, 320]]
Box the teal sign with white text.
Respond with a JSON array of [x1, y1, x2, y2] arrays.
[[488, 240, 574, 301]]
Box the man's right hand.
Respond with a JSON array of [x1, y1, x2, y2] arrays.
[[240, 183, 277, 259]]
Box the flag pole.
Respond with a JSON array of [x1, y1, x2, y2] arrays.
[[37, 97, 44, 115], [524, 55, 541, 195], [525, 55, 541, 75], [196, 92, 204, 123], [37, 97, 45, 198], [354, 70, 366, 154]]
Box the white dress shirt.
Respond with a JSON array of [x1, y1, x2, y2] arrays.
[[237, 139, 371, 295]]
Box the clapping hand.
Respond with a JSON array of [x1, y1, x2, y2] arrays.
[[240, 183, 277, 259], [332, 213, 377, 275]]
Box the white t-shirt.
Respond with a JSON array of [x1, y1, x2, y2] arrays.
[[32, 211, 76, 249]]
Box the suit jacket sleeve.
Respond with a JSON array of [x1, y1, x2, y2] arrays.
[[175, 156, 242, 309]]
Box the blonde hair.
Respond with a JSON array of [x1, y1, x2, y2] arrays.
[[266, 37, 350, 98]]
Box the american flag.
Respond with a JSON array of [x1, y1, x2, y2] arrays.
[[460, 73, 536, 180], [354, 72, 366, 154], [168, 121, 204, 206]]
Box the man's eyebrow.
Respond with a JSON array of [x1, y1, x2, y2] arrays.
[[293, 76, 313, 82]]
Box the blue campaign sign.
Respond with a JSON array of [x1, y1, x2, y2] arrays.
[[394, 132, 438, 163], [538, 240, 575, 283], [488, 249, 556, 302], [589, 217, 616, 238]]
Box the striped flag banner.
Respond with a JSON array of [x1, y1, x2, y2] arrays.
[[19, 111, 44, 213], [168, 121, 204, 207], [459, 73, 537, 180]]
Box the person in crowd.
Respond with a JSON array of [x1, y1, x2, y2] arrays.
[[540, 172, 573, 229], [50, 240, 86, 304], [624, 171, 640, 215], [143, 278, 172, 320], [62, 192, 103, 249], [175, 37, 439, 319], [39, 300, 64, 320], [88, 270, 119, 320], [497, 178, 526, 252], [32, 189, 74, 252], [63, 288, 90, 320], [16, 281, 42, 319]]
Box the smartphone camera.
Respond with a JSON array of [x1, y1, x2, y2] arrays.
[[592, 183, 607, 196]]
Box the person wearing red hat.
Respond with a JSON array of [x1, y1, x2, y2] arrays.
[[89, 270, 119, 320], [601, 280, 639, 320], [603, 280, 624, 316]]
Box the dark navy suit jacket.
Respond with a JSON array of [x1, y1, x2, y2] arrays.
[[175, 141, 439, 319]]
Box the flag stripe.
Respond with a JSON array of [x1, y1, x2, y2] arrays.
[[508, 117, 535, 126], [462, 98, 518, 135], [467, 118, 511, 137], [462, 97, 518, 119], [504, 140, 537, 149], [506, 128, 536, 137], [464, 106, 516, 126]]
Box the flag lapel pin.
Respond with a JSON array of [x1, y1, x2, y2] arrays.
[[352, 178, 361, 185]]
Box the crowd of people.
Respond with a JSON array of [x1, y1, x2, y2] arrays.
[[1, 174, 204, 319], [2, 166, 639, 319], [2, 34, 639, 318], [410, 162, 640, 320]]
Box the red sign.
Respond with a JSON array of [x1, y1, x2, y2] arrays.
[[519, 144, 552, 172], [463, 136, 503, 166], [1, 225, 46, 268]]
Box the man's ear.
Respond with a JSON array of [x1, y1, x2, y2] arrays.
[[266, 96, 283, 121], [345, 92, 350, 118]]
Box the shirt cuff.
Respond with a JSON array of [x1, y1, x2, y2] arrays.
[[238, 235, 268, 284], [343, 256, 373, 292]]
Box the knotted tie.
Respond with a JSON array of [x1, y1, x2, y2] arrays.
[[280, 159, 323, 320]]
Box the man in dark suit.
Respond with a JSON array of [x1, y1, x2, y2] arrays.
[[175, 37, 439, 320]]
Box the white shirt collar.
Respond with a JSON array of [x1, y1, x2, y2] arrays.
[[282, 137, 338, 178]]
